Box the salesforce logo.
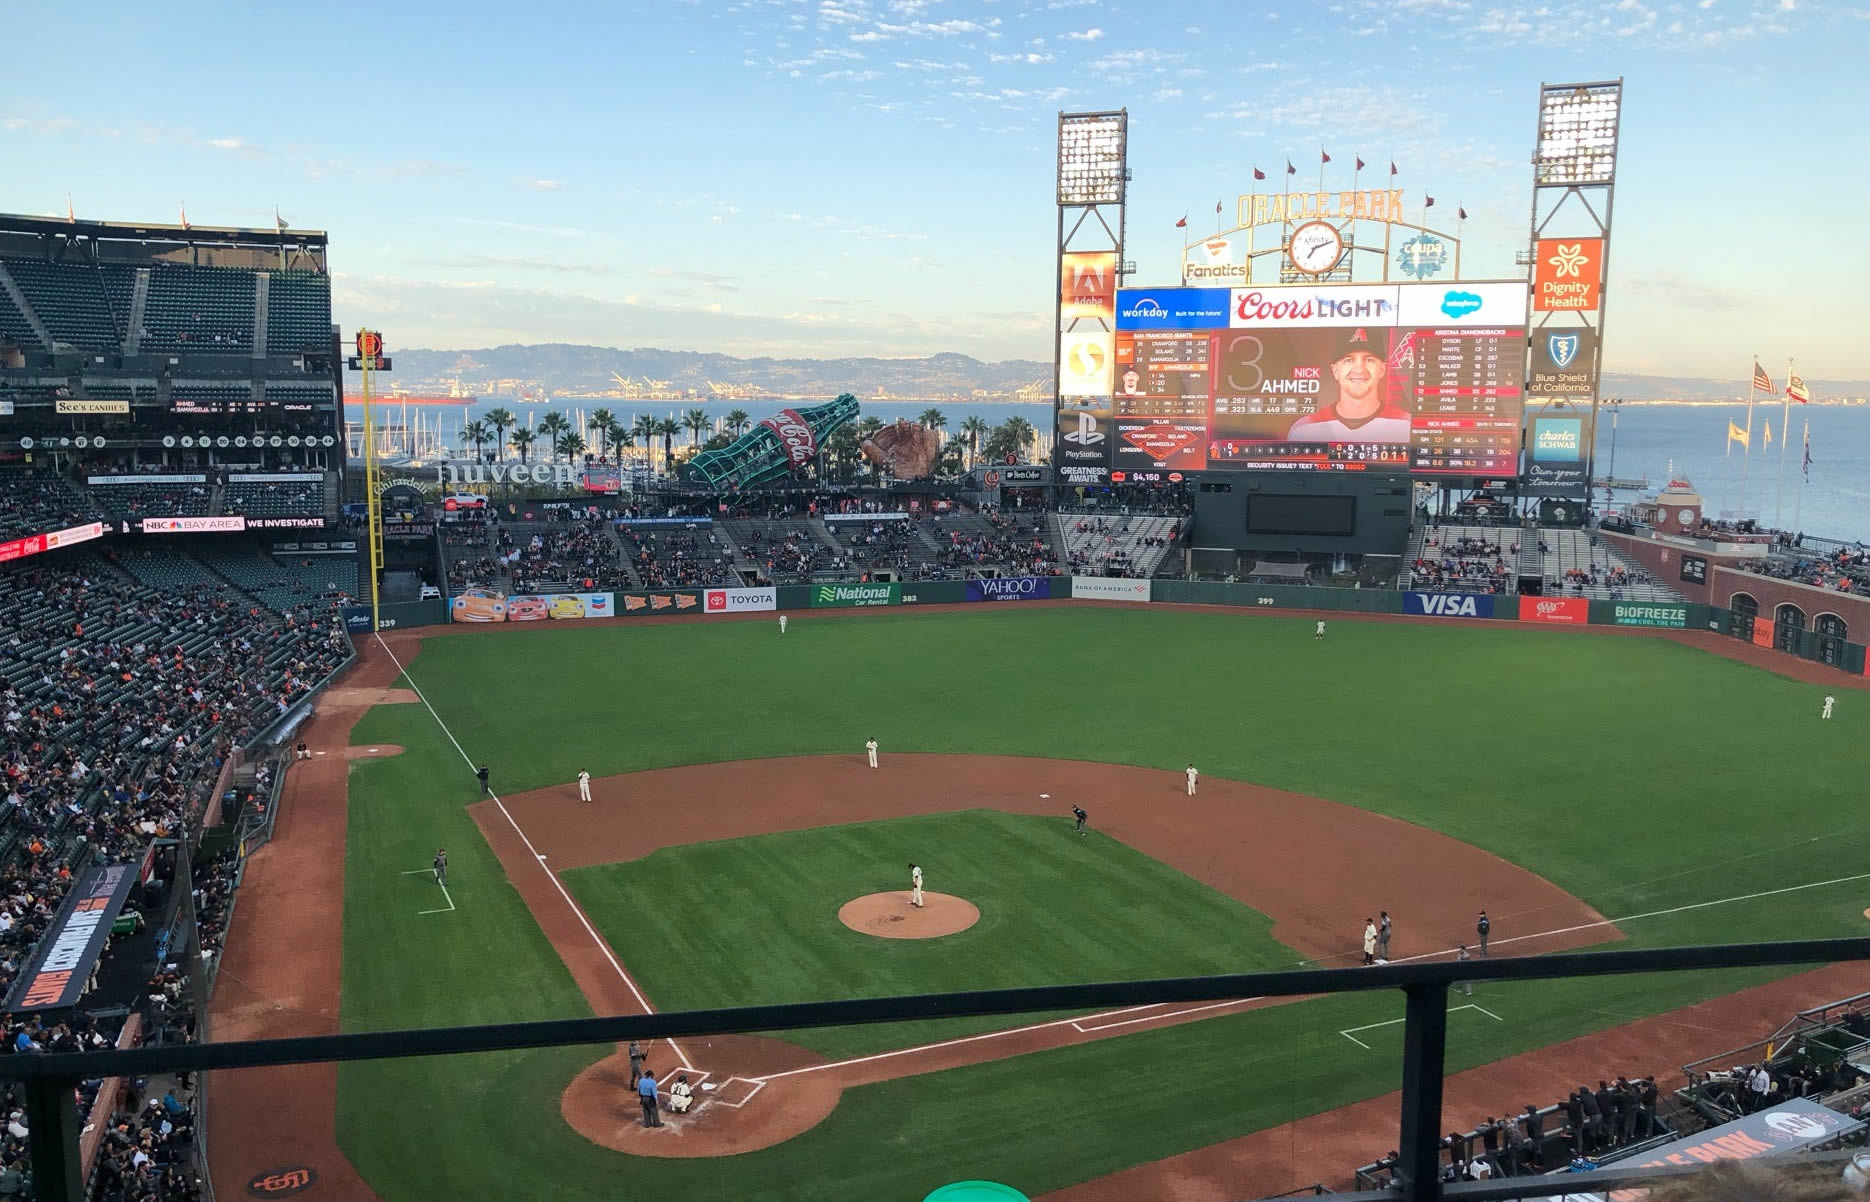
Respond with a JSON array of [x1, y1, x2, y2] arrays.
[[1122, 297, 1169, 320], [1440, 290, 1483, 319]]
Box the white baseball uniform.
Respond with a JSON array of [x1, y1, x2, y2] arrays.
[[779, 615, 788, 634], [1823, 695, 1835, 719], [577, 770, 591, 802], [910, 865, 923, 907], [1186, 766, 1198, 796], [1316, 621, 1326, 638], [866, 739, 878, 768]]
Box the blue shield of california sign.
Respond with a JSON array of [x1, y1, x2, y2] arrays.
[[1546, 332, 1581, 369]]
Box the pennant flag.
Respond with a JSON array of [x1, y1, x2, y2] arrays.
[[1175, 214, 1187, 228], [1253, 166, 1266, 180], [1458, 206, 1468, 220], [1321, 149, 1331, 165], [275, 206, 288, 232], [1787, 372, 1810, 404], [1216, 198, 1223, 214], [1727, 420, 1750, 450], [1355, 155, 1366, 171], [1389, 160, 1398, 176], [1424, 194, 1435, 208], [66, 194, 75, 223], [1803, 422, 1812, 478], [179, 203, 190, 229], [1752, 360, 1773, 393], [1285, 158, 1296, 176]]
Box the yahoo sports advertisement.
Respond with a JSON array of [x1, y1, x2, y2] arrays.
[[965, 576, 1054, 602]]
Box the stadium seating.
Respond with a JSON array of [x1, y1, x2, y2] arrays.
[[89, 479, 213, 521], [0, 466, 108, 540], [1408, 525, 1515, 594], [265, 270, 334, 355], [1539, 528, 1680, 601], [111, 544, 229, 592], [507, 519, 631, 593], [2, 257, 120, 350], [192, 542, 358, 612], [141, 265, 256, 353], [224, 476, 326, 519], [620, 524, 734, 589], [98, 262, 138, 342], [1738, 547, 1870, 595], [1053, 513, 1175, 578], [724, 518, 839, 583], [0, 277, 33, 346]]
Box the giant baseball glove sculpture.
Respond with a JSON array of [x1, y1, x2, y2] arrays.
[[860, 420, 943, 479]]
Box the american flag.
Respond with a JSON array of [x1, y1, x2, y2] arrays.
[[1751, 360, 1773, 394]]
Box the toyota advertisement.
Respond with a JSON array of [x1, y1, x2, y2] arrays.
[[704, 587, 777, 613]]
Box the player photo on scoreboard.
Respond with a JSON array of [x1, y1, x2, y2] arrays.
[[1208, 325, 1413, 467]]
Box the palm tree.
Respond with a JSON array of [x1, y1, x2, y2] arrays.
[[655, 416, 681, 473], [483, 407, 516, 461], [631, 414, 659, 461], [723, 408, 751, 437], [999, 415, 1036, 462], [589, 408, 616, 462], [462, 419, 490, 462], [554, 431, 586, 465], [919, 408, 947, 435], [509, 427, 538, 464], [683, 407, 711, 447], [824, 424, 860, 482], [959, 415, 989, 471], [537, 412, 572, 461], [605, 419, 632, 465]]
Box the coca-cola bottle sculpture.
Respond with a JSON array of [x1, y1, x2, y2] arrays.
[[683, 395, 859, 490]]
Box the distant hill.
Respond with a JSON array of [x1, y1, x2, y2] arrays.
[[386, 343, 1869, 403]]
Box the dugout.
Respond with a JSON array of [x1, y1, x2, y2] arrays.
[[1187, 473, 1411, 583]]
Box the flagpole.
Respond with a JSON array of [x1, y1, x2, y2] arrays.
[[1795, 417, 1808, 535], [1774, 356, 1793, 530], [1739, 379, 1755, 519]]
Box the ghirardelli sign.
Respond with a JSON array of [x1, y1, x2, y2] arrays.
[[760, 408, 819, 467], [437, 463, 578, 487]]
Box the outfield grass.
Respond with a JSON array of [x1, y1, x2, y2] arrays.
[[328, 609, 1869, 1201], [563, 809, 1299, 1058]]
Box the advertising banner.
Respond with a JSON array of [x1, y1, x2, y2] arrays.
[[1404, 591, 1496, 618], [246, 516, 328, 529], [45, 521, 106, 550], [704, 586, 777, 613], [1752, 617, 1775, 648], [615, 517, 713, 528], [824, 512, 910, 522], [1181, 238, 1247, 286], [56, 399, 129, 415], [1521, 596, 1589, 624], [1072, 576, 1150, 601], [1559, 1100, 1856, 1202], [620, 591, 703, 616], [1229, 285, 1400, 329], [340, 605, 373, 632], [1680, 554, 1708, 585], [1525, 416, 1588, 495], [1059, 332, 1115, 396], [965, 576, 1054, 602], [810, 582, 900, 608], [88, 474, 206, 486], [504, 592, 615, 621], [1115, 288, 1232, 330], [1394, 282, 1528, 326], [1060, 252, 1119, 323], [999, 466, 1049, 485], [1613, 602, 1688, 628], [1532, 238, 1604, 312], [229, 472, 325, 483], [5, 864, 138, 1012], [1055, 399, 1112, 485], [141, 515, 247, 533], [1529, 329, 1597, 398]]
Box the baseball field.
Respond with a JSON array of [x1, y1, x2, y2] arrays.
[[207, 603, 1869, 1202]]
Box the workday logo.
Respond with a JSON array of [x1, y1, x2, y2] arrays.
[[1124, 297, 1169, 320], [1546, 333, 1581, 369]]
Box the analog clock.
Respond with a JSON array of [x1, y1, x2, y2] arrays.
[[1288, 221, 1344, 275]]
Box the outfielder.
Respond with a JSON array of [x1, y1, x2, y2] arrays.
[[1315, 620, 1326, 640], [909, 862, 924, 908], [779, 614, 788, 634], [1072, 805, 1088, 835], [1185, 763, 1199, 796], [577, 769, 592, 803], [433, 847, 448, 887], [866, 737, 879, 769], [1823, 694, 1835, 720]]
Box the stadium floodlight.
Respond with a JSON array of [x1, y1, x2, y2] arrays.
[[1535, 82, 1622, 186], [1057, 111, 1127, 206]]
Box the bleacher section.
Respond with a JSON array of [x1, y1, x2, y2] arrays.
[[2, 257, 119, 349], [111, 544, 228, 592], [725, 518, 838, 583], [225, 474, 326, 519], [0, 274, 33, 345], [1539, 527, 1680, 601], [142, 264, 256, 353], [265, 270, 333, 354], [88, 477, 213, 521], [0, 466, 107, 540], [1054, 513, 1178, 579], [619, 523, 734, 589], [1408, 524, 1515, 594], [194, 541, 358, 611], [98, 263, 138, 340]]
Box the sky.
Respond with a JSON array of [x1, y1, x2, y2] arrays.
[[3, 0, 1864, 377]]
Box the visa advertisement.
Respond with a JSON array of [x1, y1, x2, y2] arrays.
[[1404, 592, 1496, 618]]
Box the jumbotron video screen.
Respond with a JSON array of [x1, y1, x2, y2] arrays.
[[1059, 282, 1528, 479]]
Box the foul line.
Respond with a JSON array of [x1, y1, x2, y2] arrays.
[[402, 868, 457, 914], [1340, 1003, 1502, 1050], [373, 634, 693, 1071], [751, 870, 1870, 1085]]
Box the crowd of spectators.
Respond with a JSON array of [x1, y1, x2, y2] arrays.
[[824, 520, 921, 576], [620, 527, 733, 589], [737, 523, 836, 583], [223, 478, 323, 519], [936, 513, 1057, 578], [0, 468, 109, 542], [508, 519, 629, 594], [1739, 546, 1870, 595], [1059, 515, 1169, 579], [1411, 533, 1511, 594]]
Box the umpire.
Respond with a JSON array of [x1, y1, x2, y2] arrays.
[[433, 848, 448, 887], [477, 764, 491, 796]]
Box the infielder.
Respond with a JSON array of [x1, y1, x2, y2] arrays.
[[1477, 910, 1490, 957], [1823, 694, 1835, 720], [908, 862, 924, 908], [1072, 805, 1088, 835], [577, 769, 592, 803], [866, 737, 879, 769], [433, 847, 448, 887], [1315, 620, 1326, 640], [1185, 763, 1199, 796], [1377, 910, 1392, 960], [779, 614, 788, 634]]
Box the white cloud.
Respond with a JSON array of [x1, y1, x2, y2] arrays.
[[989, 51, 1053, 62], [1063, 27, 1104, 40], [1153, 87, 1183, 100], [850, 29, 889, 40], [523, 178, 561, 191]]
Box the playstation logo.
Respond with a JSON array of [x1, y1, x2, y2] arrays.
[[1062, 410, 1105, 446], [1546, 332, 1581, 369]]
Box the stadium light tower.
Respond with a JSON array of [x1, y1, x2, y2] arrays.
[[1521, 80, 1622, 512], [346, 330, 393, 631], [1052, 110, 1128, 487]]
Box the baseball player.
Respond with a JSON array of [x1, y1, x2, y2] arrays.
[[865, 737, 879, 769], [1377, 910, 1392, 960], [1456, 945, 1473, 996], [433, 847, 448, 887], [577, 769, 592, 803], [476, 764, 491, 796], [1477, 910, 1490, 957], [779, 614, 788, 634], [1072, 805, 1088, 835], [909, 862, 924, 908], [1823, 694, 1835, 720], [1315, 620, 1326, 640], [1362, 918, 1377, 965], [1185, 763, 1199, 796]]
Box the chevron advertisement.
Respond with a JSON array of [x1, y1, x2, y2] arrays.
[[1404, 592, 1496, 618]]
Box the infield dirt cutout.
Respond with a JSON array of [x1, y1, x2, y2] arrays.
[[839, 891, 980, 938]]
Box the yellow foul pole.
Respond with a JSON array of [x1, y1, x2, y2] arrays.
[[358, 330, 384, 632]]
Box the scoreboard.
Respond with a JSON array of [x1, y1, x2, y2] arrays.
[[1404, 327, 1522, 476]]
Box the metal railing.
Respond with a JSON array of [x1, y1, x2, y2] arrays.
[[10, 937, 1870, 1202]]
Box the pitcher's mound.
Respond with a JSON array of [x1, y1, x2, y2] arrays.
[[838, 892, 979, 939]]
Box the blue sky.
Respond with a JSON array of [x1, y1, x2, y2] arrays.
[[3, 0, 1862, 377]]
